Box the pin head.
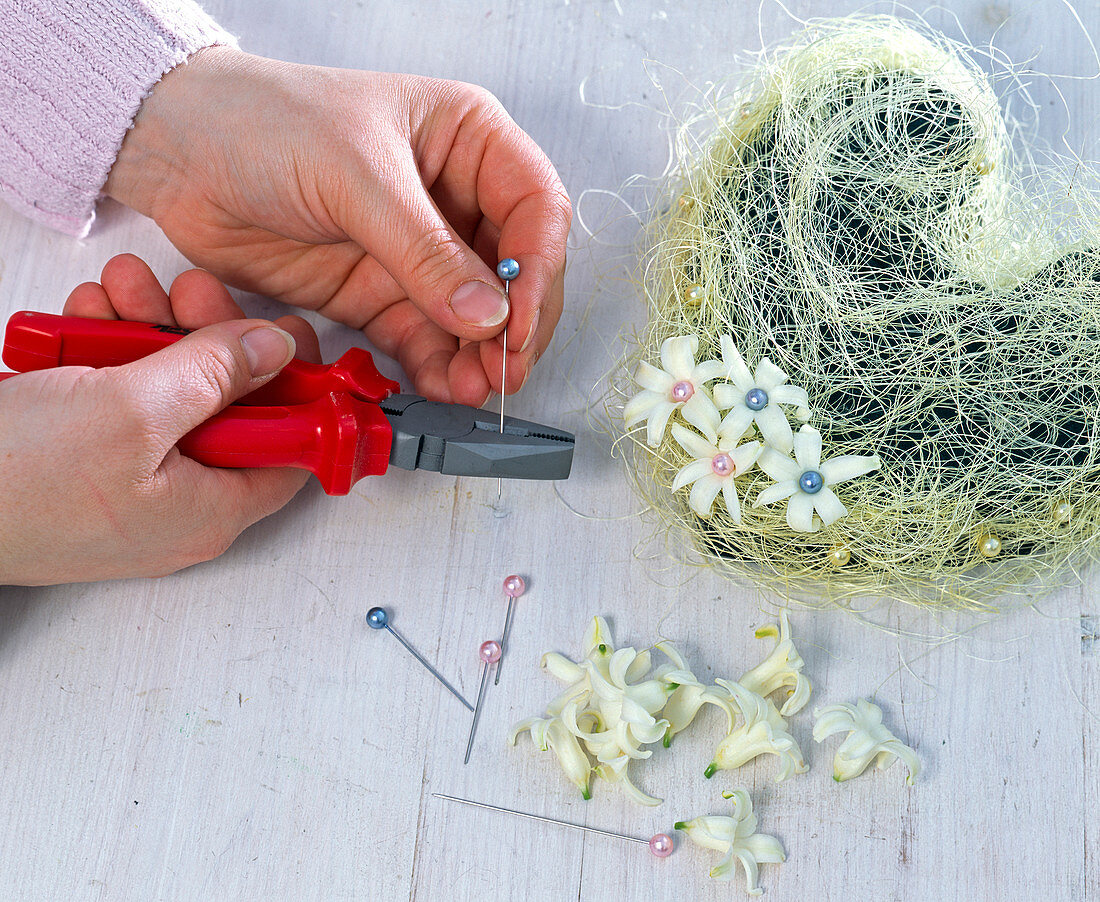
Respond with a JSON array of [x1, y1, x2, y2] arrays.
[[366, 607, 389, 629], [503, 574, 526, 598], [648, 833, 674, 857], [479, 639, 502, 664], [496, 258, 520, 282]]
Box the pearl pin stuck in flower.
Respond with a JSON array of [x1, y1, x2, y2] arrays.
[[624, 335, 727, 446]]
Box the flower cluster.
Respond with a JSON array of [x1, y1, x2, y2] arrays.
[[626, 333, 881, 532], [511, 610, 814, 802], [511, 611, 919, 893], [509, 616, 721, 806]]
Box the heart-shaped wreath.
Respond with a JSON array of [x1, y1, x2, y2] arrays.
[[620, 16, 1100, 608]]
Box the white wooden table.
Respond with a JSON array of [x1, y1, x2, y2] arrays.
[[1, 1, 1096, 899]]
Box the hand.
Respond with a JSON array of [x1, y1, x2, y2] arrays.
[[0, 255, 322, 585], [105, 48, 571, 407]]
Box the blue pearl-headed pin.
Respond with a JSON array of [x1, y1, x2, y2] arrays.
[[799, 470, 824, 494], [494, 258, 520, 500], [497, 258, 520, 282], [745, 387, 769, 411], [366, 607, 473, 711]]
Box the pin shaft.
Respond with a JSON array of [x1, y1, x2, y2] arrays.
[[497, 280, 510, 500], [463, 663, 492, 765], [433, 793, 648, 845], [493, 597, 517, 687], [386, 624, 473, 712]]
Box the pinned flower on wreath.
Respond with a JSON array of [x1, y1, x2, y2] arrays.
[[754, 426, 880, 533], [624, 335, 727, 446], [712, 335, 810, 453]]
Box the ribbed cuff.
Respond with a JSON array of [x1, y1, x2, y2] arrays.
[[0, 0, 238, 237]]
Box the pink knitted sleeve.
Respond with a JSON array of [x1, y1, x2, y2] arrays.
[[0, 0, 237, 237]]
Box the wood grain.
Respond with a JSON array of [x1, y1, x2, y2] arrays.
[[0, 1, 1097, 900]]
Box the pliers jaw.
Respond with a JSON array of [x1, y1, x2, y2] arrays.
[[381, 394, 575, 480]]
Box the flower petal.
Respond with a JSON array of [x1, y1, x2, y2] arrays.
[[754, 357, 789, 391], [635, 361, 673, 394], [820, 454, 882, 485], [694, 358, 728, 384], [768, 383, 809, 410], [681, 391, 721, 441], [758, 448, 800, 482], [812, 705, 858, 742], [719, 335, 754, 387], [623, 391, 657, 429], [731, 440, 764, 474], [717, 404, 755, 444], [672, 460, 710, 494], [661, 334, 698, 378], [608, 647, 637, 688], [672, 423, 718, 461], [689, 474, 724, 517], [645, 400, 678, 447], [793, 425, 823, 469], [721, 481, 743, 524], [786, 492, 817, 532], [755, 480, 798, 507], [811, 486, 849, 527], [753, 404, 795, 453], [741, 831, 786, 865]]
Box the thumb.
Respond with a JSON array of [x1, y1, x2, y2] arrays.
[[114, 319, 295, 454], [349, 159, 510, 340]]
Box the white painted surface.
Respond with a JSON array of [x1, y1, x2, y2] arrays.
[[0, 1, 1096, 900]]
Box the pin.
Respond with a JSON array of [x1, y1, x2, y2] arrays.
[[494, 573, 526, 686], [366, 607, 473, 712], [496, 258, 520, 499], [463, 639, 502, 765], [432, 793, 674, 857]]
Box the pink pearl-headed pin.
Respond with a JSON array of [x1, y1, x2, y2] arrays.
[[433, 793, 676, 858], [465, 638, 503, 765], [648, 833, 674, 857], [670, 380, 695, 403], [711, 452, 734, 477], [495, 574, 527, 686]]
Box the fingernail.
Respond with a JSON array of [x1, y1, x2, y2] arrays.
[[520, 308, 541, 353], [241, 326, 295, 377], [450, 281, 509, 327], [520, 355, 535, 391]]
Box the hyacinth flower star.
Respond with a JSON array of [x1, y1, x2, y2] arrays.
[[712, 335, 810, 453], [706, 680, 808, 783], [624, 334, 728, 446], [671, 422, 763, 523], [739, 610, 812, 717], [675, 789, 785, 895], [813, 698, 921, 785], [755, 425, 880, 533], [509, 713, 596, 799], [654, 641, 735, 747]]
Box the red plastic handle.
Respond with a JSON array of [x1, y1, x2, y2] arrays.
[[0, 371, 391, 495], [2, 311, 399, 405], [179, 392, 392, 495]]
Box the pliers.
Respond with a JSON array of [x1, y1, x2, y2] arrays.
[[0, 311, 575, 495]]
